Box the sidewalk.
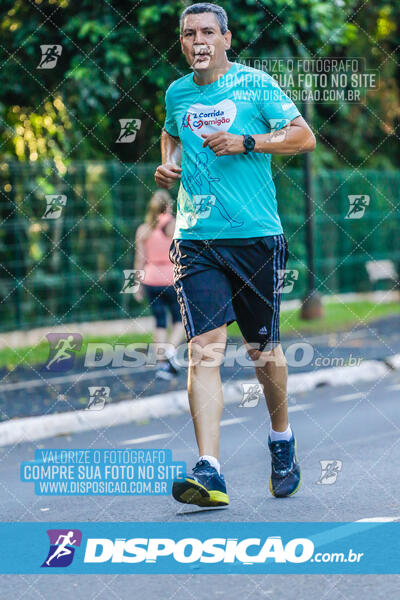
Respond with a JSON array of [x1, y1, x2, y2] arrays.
[[1, 291, 398, 350]]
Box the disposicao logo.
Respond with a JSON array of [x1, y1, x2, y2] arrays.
[[83, 536, 314, 564], [42, 529, 82, 567]]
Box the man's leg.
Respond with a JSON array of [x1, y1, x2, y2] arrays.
[[171, 323, 230, 507], [245, 342, 288, 432], [168, 239, 235, 506], [219, 234, 300, 498], [245, 340, 300, 497], [187, 324, 227, 458]]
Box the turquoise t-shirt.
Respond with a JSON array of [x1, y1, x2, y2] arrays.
[[164, 62, 300, 240]]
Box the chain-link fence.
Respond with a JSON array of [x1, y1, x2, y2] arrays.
[[1, 161, 399, 332]]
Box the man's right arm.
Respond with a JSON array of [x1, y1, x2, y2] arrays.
[[154, 129, 182, 189]]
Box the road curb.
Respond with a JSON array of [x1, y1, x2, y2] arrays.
[[0, 356, 398, 447], [2, 290, 399, 350]]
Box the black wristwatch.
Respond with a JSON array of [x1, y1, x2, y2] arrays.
[[243, 134, 256, 154]]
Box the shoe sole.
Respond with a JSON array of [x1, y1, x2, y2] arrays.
[[269, 438, 302, 498], [172, 478, 229, 507]]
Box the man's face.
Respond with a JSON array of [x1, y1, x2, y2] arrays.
[[180, 12, 231, 71]]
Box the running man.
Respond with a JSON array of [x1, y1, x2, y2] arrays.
[[117, 119, 140, 142], [155, 3, 316, 506], [346, 195, 369, 218], [121, 271, 141, 293], [45, 531, 77, 566], [46, 335, 78, 370], [43, 195, 64, 218], [38, 45, 61, 68], [87, 386, 108, 409]]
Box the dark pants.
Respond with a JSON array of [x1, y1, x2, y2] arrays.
[[143, 284, 182, 329]]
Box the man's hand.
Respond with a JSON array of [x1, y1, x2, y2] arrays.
[[154, 162, 182, 189], [201, 132, 244, 156]]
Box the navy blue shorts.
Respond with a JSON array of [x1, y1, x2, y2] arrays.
[[143, 284, 181, 329], [169, 235, 288, 351]]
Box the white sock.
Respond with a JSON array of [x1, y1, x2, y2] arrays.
[[199, 455, 220, 474], [165, 347, 180, 368], [165, 347, 176, 359], [269, 424, 293, 442]]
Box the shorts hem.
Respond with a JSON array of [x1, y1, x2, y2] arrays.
[[186, 318, 236, 342]]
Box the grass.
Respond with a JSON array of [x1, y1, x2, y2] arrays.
[[1, 301, 399, 372], [228, 300, 400, 337]]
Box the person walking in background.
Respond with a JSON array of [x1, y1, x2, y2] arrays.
[[134, 190, 184, 380]]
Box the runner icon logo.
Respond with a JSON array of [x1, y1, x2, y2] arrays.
[[345, 195, 370, 219], [239, 383, 264, 408], [43, 194, 67, 219], [316, 460, 343, 485], [37, 45, 62, 69], [42, 529, 82, 567], [120, 269, 145, 293], [268, 118, 291, 142], [44, 333, 82, 372], [116, 119, 141, 143], [87, 386, 110, 411], [275, 269, 298, 294]]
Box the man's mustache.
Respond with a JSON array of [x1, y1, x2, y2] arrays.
[[193, 45, 215, 56]]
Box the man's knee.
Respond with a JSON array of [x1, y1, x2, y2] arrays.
[[189, 328, 227, 367], [246, 343, 287, 368]]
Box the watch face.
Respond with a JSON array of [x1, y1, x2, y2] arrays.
[[245, 135, 255, 151]]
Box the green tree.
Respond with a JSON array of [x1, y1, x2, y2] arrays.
[[1, 0, 382, 167]]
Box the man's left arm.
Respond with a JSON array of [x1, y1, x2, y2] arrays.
[[254, 116, 316, 155], [202, 116, 316, 156]]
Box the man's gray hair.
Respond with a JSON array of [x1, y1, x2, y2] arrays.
[[180, 3, 228, 34]]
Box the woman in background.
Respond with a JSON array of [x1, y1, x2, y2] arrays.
[[134, 190, 183, 380]]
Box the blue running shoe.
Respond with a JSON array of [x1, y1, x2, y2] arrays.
[[172, 459, 229, 507], [268, 434, 301, 498]]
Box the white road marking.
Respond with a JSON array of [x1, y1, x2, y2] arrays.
[[220, 417, 249, 426], [0, 365, 149, 392], [386, 384, 400, 391], [120, 410, 310, 445], [120, 433, 171, 445], [334, 392, 366, 402], [356, 517, 400, 522], [288, 403, 313, 412]]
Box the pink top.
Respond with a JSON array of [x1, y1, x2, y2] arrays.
[[142, 213, 174, 286]]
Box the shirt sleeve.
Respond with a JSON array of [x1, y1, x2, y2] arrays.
[[163, 85, 179, 137], [258, 75, 301, 132]]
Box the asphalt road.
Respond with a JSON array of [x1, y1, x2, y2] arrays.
[[0, 370, 399, 598]]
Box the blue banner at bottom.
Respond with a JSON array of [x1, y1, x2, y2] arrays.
[[0, 522, 398, 574]]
